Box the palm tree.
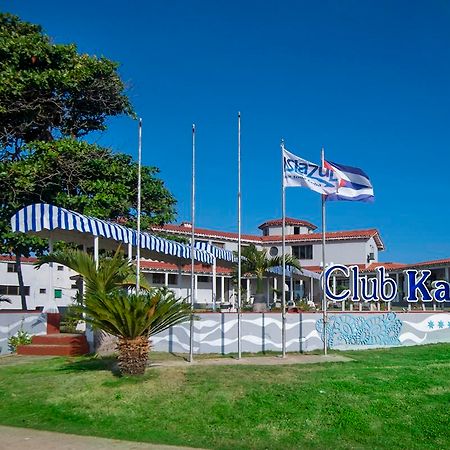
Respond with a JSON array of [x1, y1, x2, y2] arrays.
[[235, 244, 302, 310], [36, 247, 148, 298], [79, 287, 191, 375], [37, 248, 192, 375]]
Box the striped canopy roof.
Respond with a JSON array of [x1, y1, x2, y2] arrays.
[[11, 204, 214, 265], [194, 241, 237, 263]]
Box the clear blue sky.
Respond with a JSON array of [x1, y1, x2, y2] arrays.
[[7, 0, 450, 263]]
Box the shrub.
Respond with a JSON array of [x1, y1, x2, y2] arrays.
[[8, 323, 32, 352]]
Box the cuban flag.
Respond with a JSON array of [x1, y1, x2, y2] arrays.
[[323, 160, 374, 202]]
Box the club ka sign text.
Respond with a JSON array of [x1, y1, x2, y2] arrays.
[[324, 265, 450, 303]]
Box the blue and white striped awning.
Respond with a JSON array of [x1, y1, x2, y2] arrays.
[[194, 241, 237, 263], [11, 204, 214, 264]]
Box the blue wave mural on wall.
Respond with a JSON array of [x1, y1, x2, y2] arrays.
[[316, 312, 403, 348]]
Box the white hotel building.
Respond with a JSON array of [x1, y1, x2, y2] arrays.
[[2, 217, 448, 311]]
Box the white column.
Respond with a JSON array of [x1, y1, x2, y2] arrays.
[[212, 260, 217, 310], [87, 236, 98, 351], [127, 242, 132, 262], [94, 236, 99, 270], [164, 272, 169, 286], [273, 277, 277, 303], [446, 267, 449, 282], [395, 273, 400, 302], [194, 275, 198, 305], [48, 236, 54, 305], [266, 277, 270, 307], [246, 278, 250, 305], [221, 276, 225, 303], [310, 277, 314, 303], [290, 273, 294, 303]]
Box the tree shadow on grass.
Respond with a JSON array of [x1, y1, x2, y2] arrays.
[[59, 356, 122, 377], [59, 356, 161, 383]]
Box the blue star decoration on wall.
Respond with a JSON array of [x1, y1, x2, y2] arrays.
[[438, 320, 444, 329], [428, 321, 435, 329]]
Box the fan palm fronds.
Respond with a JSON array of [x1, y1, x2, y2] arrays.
[[235, 244, 302, 293]]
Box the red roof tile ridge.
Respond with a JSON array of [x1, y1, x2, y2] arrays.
[[258, 217, 317, 230]]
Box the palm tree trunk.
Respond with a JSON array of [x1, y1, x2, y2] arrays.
[[117, 335, 149, 375], [15, 253, 27, 311]]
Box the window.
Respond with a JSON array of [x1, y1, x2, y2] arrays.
[[212, 242, 225, 248], [198, 275, 210, 283], [39, 288, 46, 294], [152, 273, 165, 284], [0, 285, 30, 296], [292, 245, 313, 260], [262, 228, 269, 236], [293, 226, 301, 235], [168, 274, 178, 285], [7, 263, 17, 273], [54, 289, 62, 299], [57, 265, 64, 271], [367, 252, 375, 263], [269, 246, 278, 257]]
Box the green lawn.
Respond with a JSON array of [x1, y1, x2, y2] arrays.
[[0, 345, 449, 449]]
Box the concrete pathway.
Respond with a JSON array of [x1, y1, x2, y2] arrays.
[[0, 425, 205, 450], [150, 354, 351, 367]]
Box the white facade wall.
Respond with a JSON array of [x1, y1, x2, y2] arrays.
[[0, 260, 77, 310], [266, 226, 282, 236], [365, 237, 379, 263], [263, 224, 313, 236], [259, 239, 375, 266]]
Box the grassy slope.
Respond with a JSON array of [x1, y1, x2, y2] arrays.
[[0, 345, 449, 449]]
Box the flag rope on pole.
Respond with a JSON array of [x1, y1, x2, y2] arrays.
[[136, 118, 142, 292], [189, 124, 196, 363], [237, 112, 242, 359], [281, 139, 287, 358], [321, 146, 328, 356]]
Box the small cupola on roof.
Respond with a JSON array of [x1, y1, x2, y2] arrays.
[[258, 218, 317, 236]]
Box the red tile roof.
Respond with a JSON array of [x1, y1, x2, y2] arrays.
[[302, 264, 368, 273], [140, 260, 233, 275], [405, 258, 450, 268], [258, 217, 317, 230], [152, 224, 261, 242], [360, 259, 450, 272], [154, 225, 385, 249], [0, 255, 37, 263], [361, 262, 407, 272], [262, 228, 385, 250]]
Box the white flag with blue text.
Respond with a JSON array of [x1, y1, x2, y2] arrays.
[[283, 148, 338, 195]]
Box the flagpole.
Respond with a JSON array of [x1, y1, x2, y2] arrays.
[[281, 139, 287, 358], [237, 112, 242, 359], [189, 124, 196, 363], [136, 118, 142, 292], [321, 146, 328, 356]]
